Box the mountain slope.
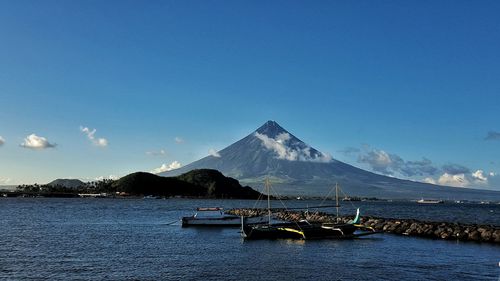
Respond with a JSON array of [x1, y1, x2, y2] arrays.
[[160, 121, 500, 200], [47, 179, 86, 189]]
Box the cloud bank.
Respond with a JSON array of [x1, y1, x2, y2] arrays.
[[425, 170, 494, 188], [151, 161, 182, 174], [357, 149, 437, 177], [351, 145, 498, 189], [255, 132, 332, 163], [80, 126, 108, 147], [436, 173, 469, 187], [175, 137, 184, 144], [427, 165, 494, 188], [0, 136, 4, 146], [20, 134, 56, 149]]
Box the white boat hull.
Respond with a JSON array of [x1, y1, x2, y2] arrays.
[[417, 199, 444, 204]]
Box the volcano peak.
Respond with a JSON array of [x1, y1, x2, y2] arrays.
[[255, 120, 288, 138], [157, 121, 500, 200]]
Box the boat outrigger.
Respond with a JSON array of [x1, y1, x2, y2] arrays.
[[181, 207, 268, 227], [241, 182, 378, 240]]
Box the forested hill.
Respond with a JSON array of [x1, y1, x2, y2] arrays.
[[112, 169, 262, 199]]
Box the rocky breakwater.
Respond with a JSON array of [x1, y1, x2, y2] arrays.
[[227, 208, 500, 244], [362, 216, 500, 243]]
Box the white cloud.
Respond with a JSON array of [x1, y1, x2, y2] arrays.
[[358, 147, 438, 177], [146, 149, 167, 156], [0, 177, 11, 184], [94, 175, 119, 181], [80, 126, 108, 147], [437, 173, 469, 187], [275, 132, 291, 144], [424, 169, 498, 188], [208, 148, 221, 157], [151, 161, 182, 174], [472, 170, 488, 182], [20, 134, 56, 149], [175, 137, 184, 144], [256, 132, 294, 160], [358, 149, 394, 174], [0, 136, 5, 146], [96, 138, 108, 146], [254, 132, 332, 163], [423, 177, 436, 184]]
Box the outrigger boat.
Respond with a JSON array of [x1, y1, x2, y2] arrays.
[[241, 182, 378, 240], [181, 207, 268, 227], [241, 209, 372, 240]]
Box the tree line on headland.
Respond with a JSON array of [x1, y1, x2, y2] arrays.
[[13, 169, 263, 199], [16, 179, 114, 195]]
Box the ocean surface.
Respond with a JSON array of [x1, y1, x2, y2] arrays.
[[1, 198, 499, 281]]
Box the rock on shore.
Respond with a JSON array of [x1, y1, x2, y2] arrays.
[[227, 208, 500, 244]]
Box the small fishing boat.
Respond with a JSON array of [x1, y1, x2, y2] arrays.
[[241, 182, 378, 240], [181, 207, 268, 227], [241, 209, 368, 240]]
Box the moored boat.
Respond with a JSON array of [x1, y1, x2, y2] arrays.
[[417, 198, 444, 204], [241, 183, 378, 240], [241, 209, 370, 240]]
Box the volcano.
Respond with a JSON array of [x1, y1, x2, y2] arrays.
[[160, 121, 500, 200]]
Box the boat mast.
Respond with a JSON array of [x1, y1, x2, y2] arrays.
[[335, 183, 339, 223], [266, 178, 271, 224]]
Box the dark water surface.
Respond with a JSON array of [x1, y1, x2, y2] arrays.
[[1, 198, 499, 280]]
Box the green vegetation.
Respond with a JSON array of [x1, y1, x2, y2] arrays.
[[15, 169, 262, 199], [15, 179, 114, 197]]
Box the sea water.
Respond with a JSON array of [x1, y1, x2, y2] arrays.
[[1, 198, 499, 280]]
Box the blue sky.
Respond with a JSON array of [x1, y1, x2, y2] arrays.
[[0, 1, 499, 190]]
